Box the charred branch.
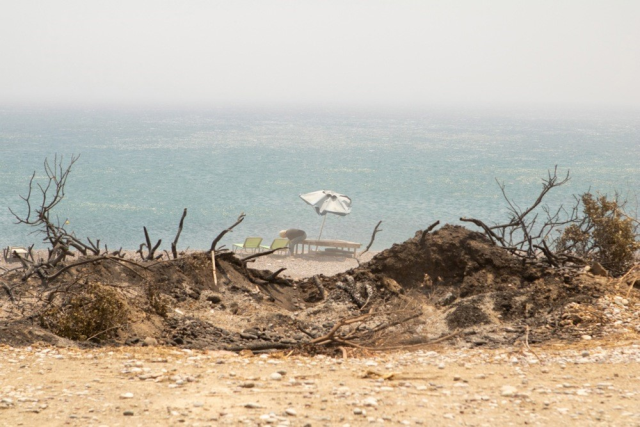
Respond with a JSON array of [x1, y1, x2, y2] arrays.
[[171, 208, 188, 259], [240, 248, 282, 263], [360, 220, 383, 256], [265, 268, 287, 282], [210, 212, 246, 252], [1, 281, 15, 303], [8, 155, 105, 264], [420, 220, 440, 245], [461, 167, 581, 266], [141, 227, 162, 261], [459, 217, 502, 245]]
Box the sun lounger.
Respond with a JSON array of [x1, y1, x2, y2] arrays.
[[232, 237, 263, 253], [259, 238, 289, 253], [3, 246, 28, 262]]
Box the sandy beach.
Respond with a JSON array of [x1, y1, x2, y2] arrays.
[[248, 251, 378, 279]]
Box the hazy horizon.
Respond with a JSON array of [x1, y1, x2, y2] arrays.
[[1, 1, 639, 110]]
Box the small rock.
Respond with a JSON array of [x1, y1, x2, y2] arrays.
[[285, 408, 297, 416], [123, 410, 134, 416], [120, 392, 134, 399], [143, 337, 157, 347], [270, 372, 283, 381], [244, 402, 262, 409], [362, 397, 378, 407], [500, 385, 518, 397], [581, 335, 592, 340], [614, 296, 629, 306]]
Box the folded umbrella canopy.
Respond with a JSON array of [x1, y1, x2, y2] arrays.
[[299, 190, 352, 243]]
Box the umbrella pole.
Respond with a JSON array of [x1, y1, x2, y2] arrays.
[[316, 215, 327, 252]]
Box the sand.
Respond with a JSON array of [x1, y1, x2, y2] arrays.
[[247, 251, 378, 279], [1, 342, 639, 426]]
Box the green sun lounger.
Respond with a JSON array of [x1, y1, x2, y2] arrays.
[[260, 238, 289, 253], [232, 237, 263, 253]]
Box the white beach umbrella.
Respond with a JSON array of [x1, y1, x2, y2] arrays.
[[299, 190, 352, 242]]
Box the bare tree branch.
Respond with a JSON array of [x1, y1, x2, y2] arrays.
[[171, 208, 188, 259], [462, 166, 575, 264], [420, 220, 440, 245], [360, 220, 383, 257], [210, 212, 246, 252], [141, 226, 162, 261]]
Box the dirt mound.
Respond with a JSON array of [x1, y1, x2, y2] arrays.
[[366, 225, 543, 292], [359, 225, 632, 344], [1, 224, 637, 350]]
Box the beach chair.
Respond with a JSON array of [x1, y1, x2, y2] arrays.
[[259, 238, 289, 254], [232, 237, 263, 253], [3, 246, 28, 262]]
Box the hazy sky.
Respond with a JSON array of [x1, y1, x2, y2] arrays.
[[1, 0, 638, 109]]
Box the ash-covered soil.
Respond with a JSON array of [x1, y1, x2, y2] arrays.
[[1, 225, 638, 352]]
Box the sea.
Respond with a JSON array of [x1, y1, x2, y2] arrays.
[[0, 106, 638, 252]]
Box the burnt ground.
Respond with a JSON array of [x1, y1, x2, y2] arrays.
[[1, 224, 638, 352]]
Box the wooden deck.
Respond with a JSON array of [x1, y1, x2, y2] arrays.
[[296, 239, 362, 257]]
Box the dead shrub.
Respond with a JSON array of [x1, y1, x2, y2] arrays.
[[557, 192, 639, 276], [40, 283, 128, 341]]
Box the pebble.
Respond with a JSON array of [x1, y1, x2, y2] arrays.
[[614, 296, 629, 306], [362, 397, 378, 407], [244, 402, 262, 408], [119, 392, 134, 399], [123, 410, 134, 416], [270, 372, 283, 381], [143, 337, 158, 346], [500, 385, 518, 397]]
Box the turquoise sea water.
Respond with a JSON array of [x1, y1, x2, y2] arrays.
[[0, 107, 638, 252]]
